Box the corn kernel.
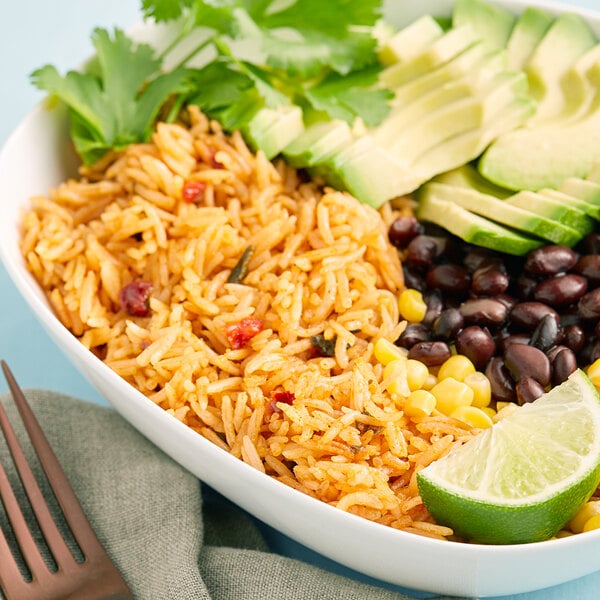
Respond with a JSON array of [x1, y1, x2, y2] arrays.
[[480, 406, 496, 419], [569, 500, 600, 533], [450, 405, 494, 429], [422, 373, 438, 390], [464, 372, 492, 407], [406, 359, 429, 391], [437, 355, 476, 382], [404, 390, 437, 417], [430, 377, 474, 415], [374, 337, 405, 365], [493, 403, 520, 422], [398, 288, 427, 323], [587, 358, 600, 387], [385, 357, 411, 397], [583, 514, 600, 532], [555, 530, 574, 538]]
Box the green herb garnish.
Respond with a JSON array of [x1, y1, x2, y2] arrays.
[[31, 0, 391, 166]]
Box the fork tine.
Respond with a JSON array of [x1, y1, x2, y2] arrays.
[[0, 392, 77, 576], [0, 435, 49, 586], [0, 361, 114, 564]]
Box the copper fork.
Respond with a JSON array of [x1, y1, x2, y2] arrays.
[[0, 360, 133, 600]]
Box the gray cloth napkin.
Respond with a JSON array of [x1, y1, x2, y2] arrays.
[[0, 390, 464, 600]]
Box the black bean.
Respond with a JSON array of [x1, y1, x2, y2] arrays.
[[462, 247, 501, 272], [572, 255, 600, 286], [388, 216, 424, 249], [530, 313, 562, 353], [396, 323, 431, 349], [578, 288, 600, 319], [533, 274, 588, 307], [485, 357, 516, 403], [407, 341, 451, 366], [516, 376, 546, 405], [524, 245, 577, 276], [581, 232, 600, 254], [562, 325, 586, 354], [504, 343, 551, 387], [471, 265, 510, 296], [578, 338, 600, 365], [546, 343, 569, 361], [513, 274, 539, 300], [421, 290, 444, 327], [497, 333, 531, 354], [459, 298, 508, 328], [432, 308, 464, 340], [509, 302, 559, 330], [403, 266, 426, 293], [552, 348, 578, 385], [406, 236, 439, 270], [495, 293, 517, 311], [455, 326, 496, 370], [426, 264, 471, 295]]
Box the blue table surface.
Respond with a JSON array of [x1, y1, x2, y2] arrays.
[[3, 2, 600, 598]]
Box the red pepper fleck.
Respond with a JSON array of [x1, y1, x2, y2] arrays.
[[182, 180, 206, 203], [268, 390, 295, 415], [225, 317, 264, 349], [119, 281, 152, 317]]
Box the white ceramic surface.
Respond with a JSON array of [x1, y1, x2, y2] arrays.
[[2, 1, 600, 597]]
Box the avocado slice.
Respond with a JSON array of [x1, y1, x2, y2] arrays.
[[452, 0, 516, 50], [282, 120, 353, 168], [560, 177, 600, 205], [478, 113, 600, 190], [408, 95, 535, 184], [420, 182, 582, 246], [505, 190, 595, 234], [432, 164, 513, 198], [385, 71, 529, 161], [243, 105, 304, 159], [380, 24, 480, 89], [378, 15, 443, 66], [539, 189, 600, 221], [314, 137, 422, 208], [506, 7, 554, 70], [390, 42, 503, 108], [416, 193, 543, 255], [523, 12, 597, 124]]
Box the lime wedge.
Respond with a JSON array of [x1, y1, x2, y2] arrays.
[[417, 369, 600, 544]]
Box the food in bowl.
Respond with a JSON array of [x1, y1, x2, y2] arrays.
[[12, 0, 600, 552]]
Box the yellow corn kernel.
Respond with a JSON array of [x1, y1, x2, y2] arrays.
[[493, 402, 520, 422], [480, 406, 496, 419], [384, 357, 411, 397], [464, 372, 492, 408], [587, 358, 600, 387], [404, 389, 437, 418], [422, 373, 438, 390], [450, 405, 494, 429], [398, 288, 427, 323], [437, 354, 476, 382], [583, 514, 600, 532], [555, 530, 574, 538], [406, 359, 429, 391], [569, 500, 600, 533], [374, 337, 405, 365], [430, 377, 474, 415]]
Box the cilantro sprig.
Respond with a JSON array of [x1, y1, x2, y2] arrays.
[[32, 0, 392, 166]]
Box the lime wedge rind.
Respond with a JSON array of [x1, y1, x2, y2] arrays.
[[417, 369, 600, 544]]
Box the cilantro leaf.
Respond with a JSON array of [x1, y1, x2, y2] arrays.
[[141, 0, 194, 21], [304, 66, 393, 126], [31, 28, 189, 165]]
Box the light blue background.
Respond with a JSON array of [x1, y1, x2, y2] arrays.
[[2, 1, 600, 598]]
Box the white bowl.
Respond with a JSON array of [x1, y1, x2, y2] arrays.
[[2, 1, 600, 597]]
